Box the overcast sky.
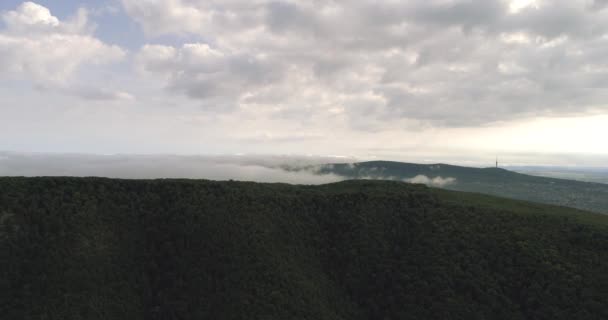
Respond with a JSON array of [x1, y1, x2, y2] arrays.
[[1, 0, 607, 167]]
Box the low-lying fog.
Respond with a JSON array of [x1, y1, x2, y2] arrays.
[[0, 152, 349, 184], [0, 152, 456, 187]]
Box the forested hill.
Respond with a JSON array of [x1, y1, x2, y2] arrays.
[[312, 161, 608, 214], [2, 177, 608, 319]]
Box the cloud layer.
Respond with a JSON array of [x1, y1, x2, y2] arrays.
[[2, 2, 608, 165], [125, 0, 608, 126], [4, 1, 608, 125], [0, 152, 459, 187]]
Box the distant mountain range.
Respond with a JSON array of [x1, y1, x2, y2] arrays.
[[306, 161, 608, 214]]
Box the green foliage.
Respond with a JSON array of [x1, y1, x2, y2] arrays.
[[316, 161, 608, 214], [1, 177, 607, 319]]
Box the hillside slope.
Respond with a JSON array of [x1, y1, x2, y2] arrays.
[[1, 177, 607, 319], [313, 161, 608, 214]]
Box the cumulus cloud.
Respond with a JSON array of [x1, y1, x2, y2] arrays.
[[136, 43, 283, 109], [121, 0, 212, 36], [124, 0, 608, 127], [0, 2, 127, 99], [404, 175, 457, 187], [3, 1, 60, 29]]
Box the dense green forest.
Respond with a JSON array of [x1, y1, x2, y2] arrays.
[[309, 161, 608, 214], [1, 177, 607, 319]]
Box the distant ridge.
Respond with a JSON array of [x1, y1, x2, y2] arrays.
[[312, 161, 608, 214]]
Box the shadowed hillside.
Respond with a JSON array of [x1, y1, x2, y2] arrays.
[[1, 177, 608, 319], [313, 161, 608, 214]]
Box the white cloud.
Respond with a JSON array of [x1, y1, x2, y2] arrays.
[[508, 0, 540, 14], [123, 0, 608, 127], [405, 175, 457, 187], [0, 2, 127, 98], [3, 2, 60, 31], [122, 0, 211, 36]]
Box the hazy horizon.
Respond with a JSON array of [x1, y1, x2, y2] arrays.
[[2, 151, 607, 186], [2, 150, 607, 168]]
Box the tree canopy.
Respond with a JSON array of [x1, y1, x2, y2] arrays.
[[1, 177, 607, 319]]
